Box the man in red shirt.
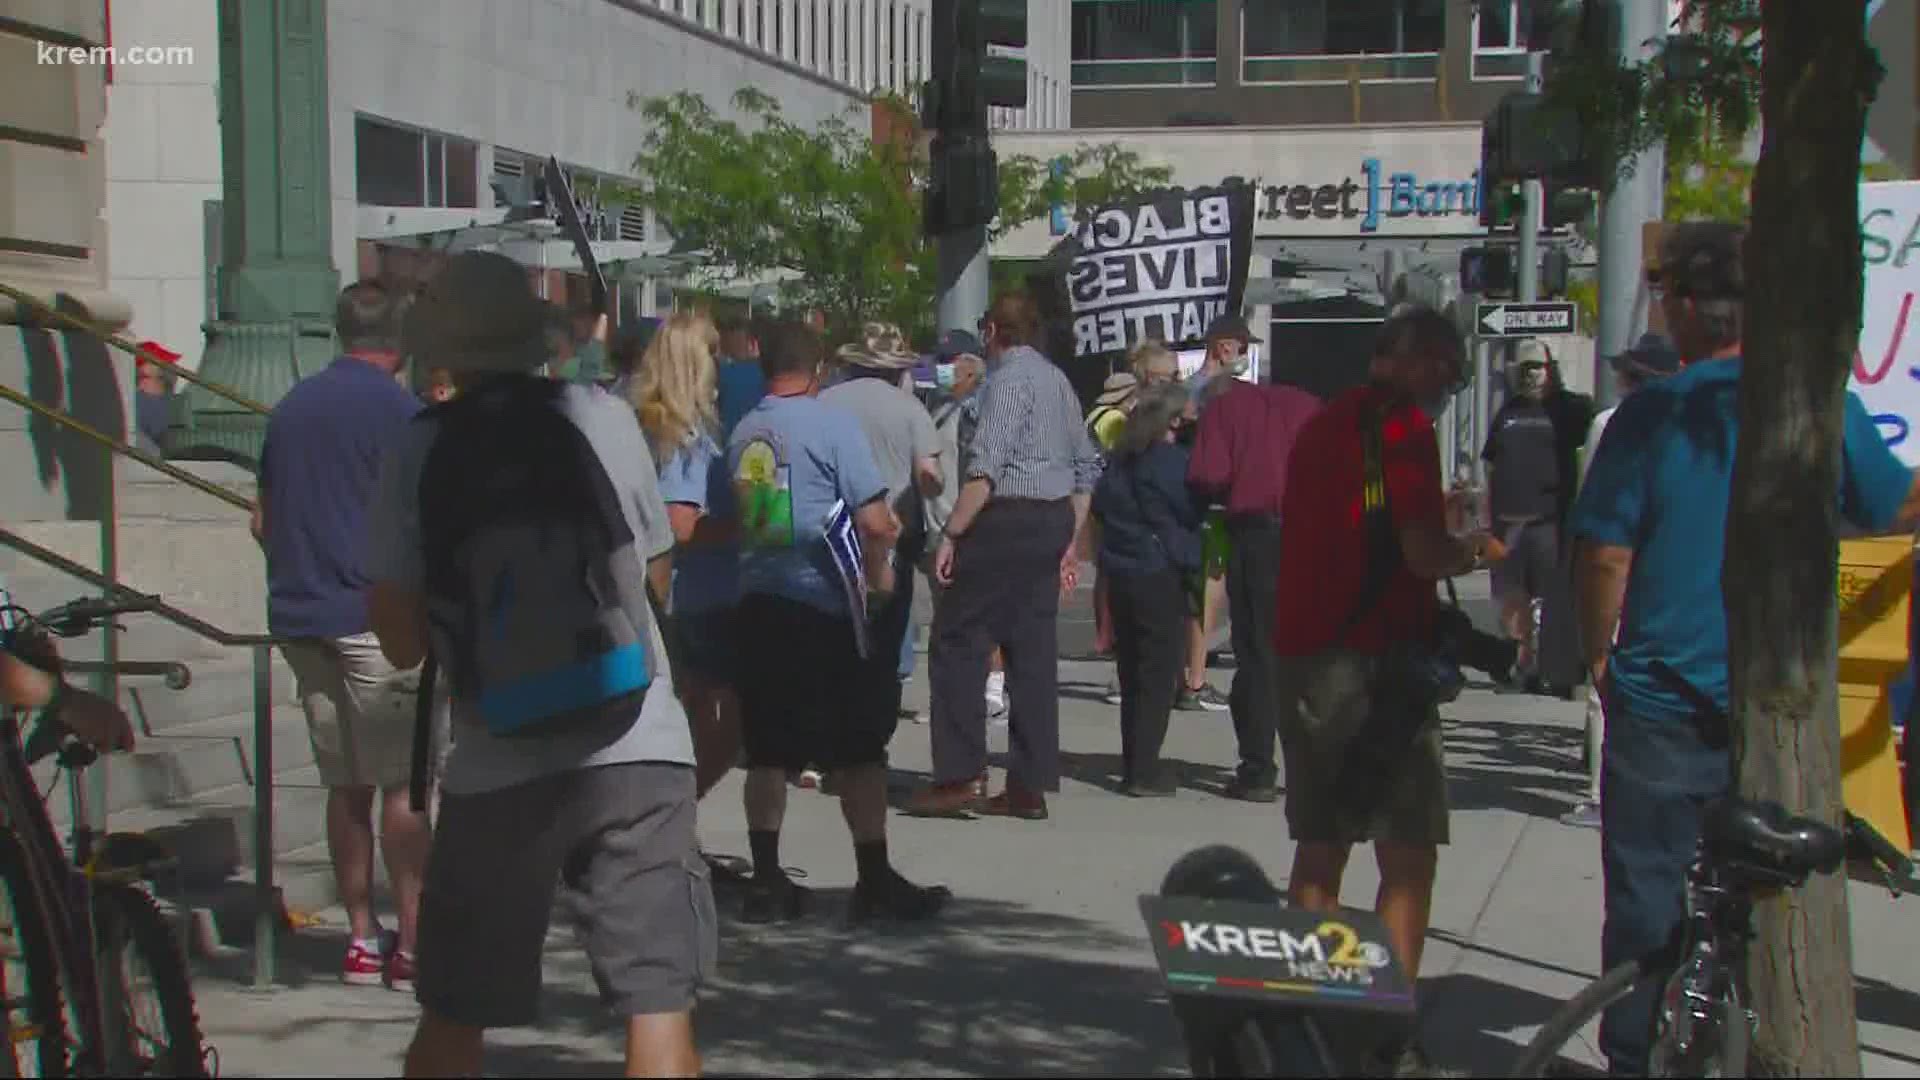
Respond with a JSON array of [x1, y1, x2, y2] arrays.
[[1272, 306, 1502, 1073], [1188, 362, 1322, 802]]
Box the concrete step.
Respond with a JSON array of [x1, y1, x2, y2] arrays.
[[119, 462, 256, 522], [39, 705, 319, 824], [106, 764, 332, 890]]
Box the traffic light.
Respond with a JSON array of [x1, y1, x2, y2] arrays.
[[1460, 246, 1516, 295], [924, 0, 1028, 135], [922, 0, 1028, 235]]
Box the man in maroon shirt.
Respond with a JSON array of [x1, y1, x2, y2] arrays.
[[1187, 363, 1322, 803], [1272, 307, 1502, 1074]]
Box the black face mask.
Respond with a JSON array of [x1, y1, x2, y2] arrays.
[[1175, 421, 1197, 447]]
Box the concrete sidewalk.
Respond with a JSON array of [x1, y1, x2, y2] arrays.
[[191, 641, 1920, 1076]]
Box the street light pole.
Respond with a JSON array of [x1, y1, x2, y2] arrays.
[[1520, 50, 1546, 306], [1595, 0, 1669, 407]]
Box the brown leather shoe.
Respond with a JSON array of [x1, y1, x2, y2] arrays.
[[903, 781, 982, 819], [978, 786, 1048, 821]]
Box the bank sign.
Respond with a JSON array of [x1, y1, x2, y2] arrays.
[[1257, 158, 1481, 233]]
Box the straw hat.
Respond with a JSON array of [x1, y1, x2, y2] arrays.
[[835, 322, 920, 370]]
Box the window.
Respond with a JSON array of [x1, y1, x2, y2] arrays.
[[354, 116, 479, 209], [856, 0, 866, 87], [1071, 1, 1218, 88], [754, 0, 764, 47], [813, 0, 823, 69], [839, 1, 851, 82], [1473, 0, 1529, 78], [1242, 0, 1444, 84], [914, 10, 924, 81], [825, 1, 835, 75], [774, 0, 783, 56]]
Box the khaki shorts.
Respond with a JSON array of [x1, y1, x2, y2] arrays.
[[1276, 651, 1449, 847], [282, 632, 421, 790], [416, 762, 715, 1027]]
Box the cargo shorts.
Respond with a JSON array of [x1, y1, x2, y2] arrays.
[[416, 762, 716, 1027], [282, 632, 421, 790], [1276, 651, 1450, 847]]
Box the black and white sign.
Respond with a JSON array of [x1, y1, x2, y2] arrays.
[[1061, 182, 1255, 360], [1477, 301, 1577, 337]]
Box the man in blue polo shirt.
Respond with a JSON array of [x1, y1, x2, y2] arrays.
[[256, 280, 430, 990], [1572, 223, 1920, 1075]]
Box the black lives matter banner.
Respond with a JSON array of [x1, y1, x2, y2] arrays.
[[1063, 183, 1255, 360]]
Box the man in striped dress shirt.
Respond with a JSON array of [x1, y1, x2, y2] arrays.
[[906, 291, 1104, 821]]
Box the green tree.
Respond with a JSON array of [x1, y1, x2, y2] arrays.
[[623, 89, 1170, 341], [1553, 2, 1884, 1073]]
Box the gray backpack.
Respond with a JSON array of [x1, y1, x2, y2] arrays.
[[415, 377, 655, 739]]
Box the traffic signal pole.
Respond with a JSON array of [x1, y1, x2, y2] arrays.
[[1594, 0, 1667, 407], [1519, 51, 1546, 306], [937, 225, 990, 338]]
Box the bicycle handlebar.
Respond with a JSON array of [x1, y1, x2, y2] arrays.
[[38, 593, 163, 637]]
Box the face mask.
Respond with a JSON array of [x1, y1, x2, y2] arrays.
[[935, 363, 956, 390]]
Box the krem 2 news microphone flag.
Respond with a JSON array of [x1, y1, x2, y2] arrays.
[[1058, 180, 1256, 360]]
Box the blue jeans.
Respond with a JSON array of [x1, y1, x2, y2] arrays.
[[1598, 709, 1730, 1076], [899, 610, 917, 680]]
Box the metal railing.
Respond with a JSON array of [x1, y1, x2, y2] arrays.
[[0, 282, 271, 417], [0, 322, 282, 986], [0, 527, 288, 989]]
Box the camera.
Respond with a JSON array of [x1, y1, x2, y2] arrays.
[[1432, 605, 1519, 686]]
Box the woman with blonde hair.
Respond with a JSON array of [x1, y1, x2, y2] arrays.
[[630, 313, 742, 800], [1129, 339, 1180, 388]]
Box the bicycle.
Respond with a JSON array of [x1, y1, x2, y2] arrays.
[[1508, 661, 1914, 1078], [0, 591, 212, 1077]]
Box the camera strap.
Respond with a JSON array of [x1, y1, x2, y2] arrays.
[[1332, 405, 1401, 649]]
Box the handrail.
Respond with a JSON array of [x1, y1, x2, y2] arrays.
[[0, 281, 272, 417], [0, 527, 281, 647], [0, 385, 254, 512]]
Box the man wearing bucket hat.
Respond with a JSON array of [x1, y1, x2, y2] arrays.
[[822, 323, 946, 704], [1572, 222, 1920, 1075], [364, 251, 712, 1077]]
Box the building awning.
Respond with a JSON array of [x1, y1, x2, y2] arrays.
[[355, 206, 657, 274]]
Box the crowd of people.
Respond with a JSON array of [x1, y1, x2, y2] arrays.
[[49, 218, 1893, 1079]]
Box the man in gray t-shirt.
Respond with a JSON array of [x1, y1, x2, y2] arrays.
[[821, 325, 945, 689], [364, 252, 711, 1077]]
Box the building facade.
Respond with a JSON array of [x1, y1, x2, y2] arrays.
[[98, 0, 1072, 374]]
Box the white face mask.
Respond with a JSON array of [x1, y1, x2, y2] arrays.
[[935, 362, 956, 390]]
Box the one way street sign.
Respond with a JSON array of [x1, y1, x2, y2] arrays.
[[1477, 302, 1577, 337]]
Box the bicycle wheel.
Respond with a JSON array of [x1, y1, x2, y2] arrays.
[[0, 830, 68, 1078], [90, 884, 206, 1078], [1508, 961, 1639, 1078]]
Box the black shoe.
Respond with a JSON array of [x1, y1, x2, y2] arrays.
[[850, 873, 952, 923], [1125, 778, 1178, 798], [1224, 774, 1278, 804], [740, 874, 810, 924]]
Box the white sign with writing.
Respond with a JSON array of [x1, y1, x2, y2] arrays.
[[1856, 182, 1920, 465]]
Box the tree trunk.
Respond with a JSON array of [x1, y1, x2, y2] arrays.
[[1725, 1, 1879, 1075]]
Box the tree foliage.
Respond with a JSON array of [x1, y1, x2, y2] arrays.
[[624, 89, 1171, 341]]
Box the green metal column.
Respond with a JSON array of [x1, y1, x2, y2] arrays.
[[175, 0, 339, 466]]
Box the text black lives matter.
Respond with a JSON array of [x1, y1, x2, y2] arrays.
[[1063, 185, 1254, 360]]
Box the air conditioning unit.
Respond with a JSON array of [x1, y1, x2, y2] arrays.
[[619, 204, 647, 242]]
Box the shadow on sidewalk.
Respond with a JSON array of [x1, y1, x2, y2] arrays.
[[1443, 717, 1587, 818], [1419, 971, 1599, 1076], [197, 897, 1185, 1077]]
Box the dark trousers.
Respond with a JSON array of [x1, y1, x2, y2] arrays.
[[1598, 715, 1729, 1076], [1226, 519, 1283, 785], [928, 498, 1076, 792], [1109, 567, 1186, 786]]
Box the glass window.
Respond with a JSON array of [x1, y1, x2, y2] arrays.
[[1071, 0, 1218, 86], [886, 2, 897, 90], [826, 1, 835, 75], [425, 134, 446, 208], [1242, 0, 1443, 57], [355, 116, 424, 207], [446, 140, 477, 208], [774, 0, 783, 55], [1072, 0, 1218, 61], [1473, 0, 1528, 78], [857, 0, 866, 86]]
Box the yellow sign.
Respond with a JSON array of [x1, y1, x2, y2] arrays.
[[1837, 538, 1911, 852]]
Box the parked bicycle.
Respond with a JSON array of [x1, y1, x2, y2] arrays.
[[1509, 660, 1913, 1077], [0, 591, 211, 1077]]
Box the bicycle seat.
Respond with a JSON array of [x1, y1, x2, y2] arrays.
[[1704, 797, 1845, 883]]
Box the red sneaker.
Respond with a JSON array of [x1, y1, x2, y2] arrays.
[[341, 937, 387, 986], [386, 949, 416, 993]]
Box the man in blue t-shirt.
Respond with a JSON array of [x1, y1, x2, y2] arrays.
[[726, 319, 950, 926], [256, 281, 430, 988], [1571, 223, 1920, 1075], [714, 315, 766, 439]]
